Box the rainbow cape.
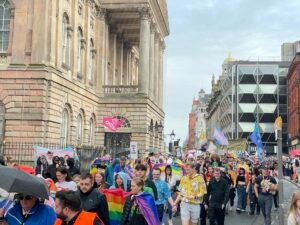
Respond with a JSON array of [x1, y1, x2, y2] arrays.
[[135, 192, 160, 225], [102, 188, 130, 225]]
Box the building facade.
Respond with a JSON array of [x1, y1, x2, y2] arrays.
[[0, 0, 169, 156], [187, 90, 209, 150], [218, 60, 289, 154], [287, 53, 300, 150]]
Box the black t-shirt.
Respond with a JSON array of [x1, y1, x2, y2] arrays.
[[255, 175, 277, 195], [236, 175, 246, 184]]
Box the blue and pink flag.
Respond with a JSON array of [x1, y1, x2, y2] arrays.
[[213, 128, 229, 146], [135, 192, 160, 225], [250, 123, 264, 160]]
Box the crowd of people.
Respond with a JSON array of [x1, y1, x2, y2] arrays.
[[0, 150, 300, 225]]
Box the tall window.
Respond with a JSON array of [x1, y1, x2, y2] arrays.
[[62, 13, 70, 65], [77, 28, 83, 75], [0, 0, 11, 52], [88, 117, 95, 145], [88, 39, 95, 82], [60, 109, 70, 146], [76, 113, 83, 144]]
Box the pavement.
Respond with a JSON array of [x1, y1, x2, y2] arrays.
[[172, 179, 299, 225]]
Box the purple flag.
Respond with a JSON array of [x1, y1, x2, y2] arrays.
[[213, 128, 229, 146], [135, 192, 160, 225]]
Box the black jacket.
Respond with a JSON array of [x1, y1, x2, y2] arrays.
[[78, 188, 110, 225], [205, 177, 230, 207], [121, 194, 147, 225]]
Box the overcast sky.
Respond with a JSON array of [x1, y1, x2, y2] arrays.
[[164, 0, 300, 145]]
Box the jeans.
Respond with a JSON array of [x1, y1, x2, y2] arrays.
[[249, 193, 260, 214], [237, 185, 247, 210], [258, 194, 273, 225], [156, 204, 165, 222]]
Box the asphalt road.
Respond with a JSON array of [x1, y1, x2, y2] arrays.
[[172, 179, 299, 225]]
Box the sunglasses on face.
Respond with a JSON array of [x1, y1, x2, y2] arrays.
[[18, 195, 33, 201]]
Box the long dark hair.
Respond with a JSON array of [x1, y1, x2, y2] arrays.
[[115, 174, 125, 190], [165, 165, 172, 183]]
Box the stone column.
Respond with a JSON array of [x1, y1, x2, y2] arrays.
[[115, 34, 123, 85], [138, 8, 151, 95], [123, 42, 130, 85], [96, 8, 106, 93], [159, 40, 165, 108], [154, 33, 160, 104], [108, 26, 117, 85], [149, 22, 155, 100], [128, 51, 133, 85], [31, 0, 51, 64]]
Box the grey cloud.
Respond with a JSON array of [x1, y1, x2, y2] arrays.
[[164, 0, 300, 144]]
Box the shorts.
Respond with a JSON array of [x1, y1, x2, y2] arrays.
[[180, 201, 200, 224]]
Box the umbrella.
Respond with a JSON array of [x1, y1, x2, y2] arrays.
[[289, 149, 300, 156], [0, 166, 49, 199]]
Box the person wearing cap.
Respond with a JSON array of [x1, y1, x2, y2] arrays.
[[0, 193, 56, 225], [114, 156, 133, 180], [254, 166, 278, 225]]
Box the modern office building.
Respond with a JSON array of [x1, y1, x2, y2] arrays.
[[219, 60, 290, 154]]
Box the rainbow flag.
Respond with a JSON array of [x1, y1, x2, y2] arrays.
[[152, 163, 185, 180], [135, 192, 160, 225], [102, 188, 130, 225]]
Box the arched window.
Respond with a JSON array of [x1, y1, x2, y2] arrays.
[[60, 109, 70, 145], [116, 116, 131, 128], [88, 39, 95, 83], [76, 113, 84, 144], [77, 27, 84, 76], [62, 13, 70, 65], [88, 117, 95, 145], [0, 0, 11, 52]]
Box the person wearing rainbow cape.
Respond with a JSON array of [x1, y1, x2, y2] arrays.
[[121, 177, 160, 225]]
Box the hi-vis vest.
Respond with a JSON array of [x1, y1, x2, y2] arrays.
[[54, 211, 99, 225]]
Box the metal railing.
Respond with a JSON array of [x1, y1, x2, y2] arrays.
[[103, 85, 139, 94], [0, 142, 105, 173]]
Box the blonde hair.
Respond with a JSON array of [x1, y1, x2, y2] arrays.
[[288, 192, 300, 219]]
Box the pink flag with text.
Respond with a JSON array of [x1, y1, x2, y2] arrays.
[[102, 116, 124, 132]]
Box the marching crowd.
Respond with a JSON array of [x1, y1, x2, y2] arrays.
[[1, 150, 300, 225]]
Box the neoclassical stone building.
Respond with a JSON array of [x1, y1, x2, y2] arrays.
[[0, 0, 169, 156]]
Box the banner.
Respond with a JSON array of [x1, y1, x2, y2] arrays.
[[34, 146, 75, 159], [102, 116, 124, 132], [130, 142, 138, 160]]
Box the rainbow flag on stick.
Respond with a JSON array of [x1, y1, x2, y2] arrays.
[[102, 189, 130, 225]]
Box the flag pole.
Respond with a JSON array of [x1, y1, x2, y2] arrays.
[[276, 128, 284, 225]]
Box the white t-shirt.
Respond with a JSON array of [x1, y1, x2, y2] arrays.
[[55, 181, 77, 191]]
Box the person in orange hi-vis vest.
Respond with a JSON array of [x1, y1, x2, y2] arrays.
[[54, 191, 104, 225]]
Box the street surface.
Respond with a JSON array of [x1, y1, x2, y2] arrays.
[[172, 179, 299, 225]]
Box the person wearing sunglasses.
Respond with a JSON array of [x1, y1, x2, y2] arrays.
[[0, 193, 56, 225]]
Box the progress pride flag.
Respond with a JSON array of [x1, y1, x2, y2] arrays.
[[102, 116, 124, 132]]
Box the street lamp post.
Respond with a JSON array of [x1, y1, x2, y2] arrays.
[[168, 130, 175, 153]]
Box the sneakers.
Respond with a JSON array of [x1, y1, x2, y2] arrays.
[[168, 220, 173, 225], [236, 208, 241, 213]]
